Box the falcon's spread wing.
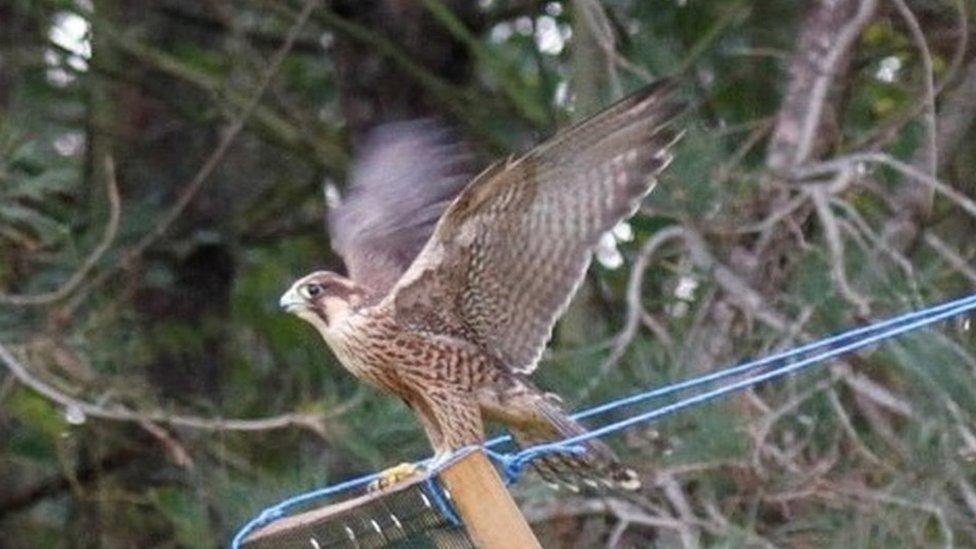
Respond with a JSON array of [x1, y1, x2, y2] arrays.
[[389, 79, 685, 374], [329, 120, 474, 296]]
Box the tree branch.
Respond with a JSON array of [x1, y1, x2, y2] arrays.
[[792, 152, 976, 220], [0, 157, 120, 306], [0, 340, 331, 436], [766, 0, 878, 171]]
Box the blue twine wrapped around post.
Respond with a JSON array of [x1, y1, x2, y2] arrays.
[[423, 476, 462, 527], [484, 445, 588, 486], [230, 293, 976, 547]]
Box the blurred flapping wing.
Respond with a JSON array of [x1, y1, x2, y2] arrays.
[[329, 120, 474, 296]]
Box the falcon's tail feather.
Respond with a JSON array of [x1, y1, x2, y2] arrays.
[[508, 399, 641, 492]]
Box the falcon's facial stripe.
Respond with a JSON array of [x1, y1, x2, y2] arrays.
[[281, 272, 370, 334], [280, 285, 332, 330]]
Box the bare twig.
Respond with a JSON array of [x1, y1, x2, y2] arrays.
[[576, 0, 622, 95], [523, 496, 778, 548], [890, 0, 937, 179], [829, 483, 954, 549], [654, 459, 752, 478], [829, 197, 920, 298], [751, 373, 839, 472], [809, 180, 871, 316], [0, 157, 121, 306], [580, 223, 794, 398], [0, 341, 332, 436], [677, 2, 751, 77], [924, 232, 976, 286], [421, 0, 547, 127], [826, 389, 894, 472], [793, 152, 976, 220], [138, 420, 194, 468], [682, 227, 790, 331], [523, 496, 687, 530], [954, 471, 976, 521], [605, 520, 631, 548], [261, 0, 505, 150], [839, 366, 915, 418], [574, 0, 655, 92], [946, 400, 976, 462], [639, 310, 677, 361], [576, 226, 685, 399], [714, 119, 774, 184], [657, 473, 702, 548], [0, 372, 13, 405], [106, 30, 343, 166], [929, 331, 976, 374], [598, 228, 685, 372], [709, 191, 807, 235], [852, 390, 911, 460], [0, 449, 139, 516]]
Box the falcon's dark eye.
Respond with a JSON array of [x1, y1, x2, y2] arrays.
[[302, 283, 324, 299]]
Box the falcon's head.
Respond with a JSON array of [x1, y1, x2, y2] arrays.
[[280, 121, 470, 344], [279, 271, 367, 335]]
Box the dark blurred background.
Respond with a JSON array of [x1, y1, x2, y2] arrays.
[[1, 0, 975, 546]]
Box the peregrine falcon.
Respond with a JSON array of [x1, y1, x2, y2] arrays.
[[280, 79, 684, 490]]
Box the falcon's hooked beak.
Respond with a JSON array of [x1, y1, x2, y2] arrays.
[[279, 286, 306, 313]]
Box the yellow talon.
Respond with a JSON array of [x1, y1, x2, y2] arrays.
[[368, 462, 423, 492]]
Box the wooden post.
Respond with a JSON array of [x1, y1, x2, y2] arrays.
[[241, 449, 541, 548], [437, 450, 542, 549]]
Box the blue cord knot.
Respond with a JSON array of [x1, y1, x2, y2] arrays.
[[256, 507, 284, 525], [487, 444, 588, 485], [262, 508, 283, 520]]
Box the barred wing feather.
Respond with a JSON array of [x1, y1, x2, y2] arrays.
[[389, 80, 685, 374]]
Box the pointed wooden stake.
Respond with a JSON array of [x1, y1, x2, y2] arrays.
[[438, 450, 541, 549]]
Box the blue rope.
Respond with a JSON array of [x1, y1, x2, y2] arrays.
[[230, 293, 976, 547], [483, 292, 976, 448], [494, 294, 976, 479], [423, 476, 462, 527]]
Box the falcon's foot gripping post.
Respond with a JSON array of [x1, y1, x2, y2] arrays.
[[368, 462, 424, 492]]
